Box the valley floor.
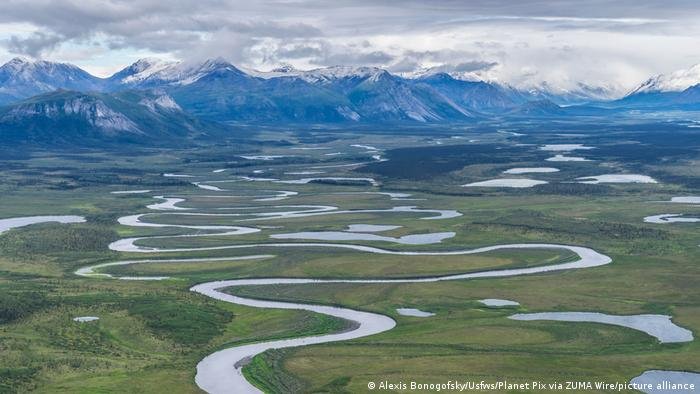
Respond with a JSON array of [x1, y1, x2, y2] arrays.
[[0, 122, 699, 393]]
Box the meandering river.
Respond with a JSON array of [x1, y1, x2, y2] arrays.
[[77, 189, 619, 393]]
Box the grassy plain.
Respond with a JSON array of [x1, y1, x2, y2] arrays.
[[0, 121, 699, 393]]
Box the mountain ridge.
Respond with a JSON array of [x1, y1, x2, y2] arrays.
[[0, 89, 226, 146], [1, 58, 481, 122], [2, 57, 700, 128]]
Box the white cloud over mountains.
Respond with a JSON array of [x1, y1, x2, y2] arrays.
[[0, 0, 699, 95]]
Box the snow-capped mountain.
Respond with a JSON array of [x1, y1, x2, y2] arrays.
[[115, 59, 476, 122], [107, 57, 249, 89], [401, 66, 484, 83], [106, 58, 178, 87], [295, 66, 385, 85], [616, 63, 700, 108], [242, 63, 301, 79], [3, 56, 699, 130], [345, 69, 475, 121], [0, 57, 103, 104], [166, 68, 359, 122], [519, 81, 620, 105], [629, 64, 700, 94], [0, 56, 621, 120], [415, 73, 522, 112], [168, 62, 475, 122], [404, 66, 619, 104]]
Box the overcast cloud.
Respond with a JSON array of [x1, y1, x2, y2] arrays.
[[0, 0, 699, 95]]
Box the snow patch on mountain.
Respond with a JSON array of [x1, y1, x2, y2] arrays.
[[336, 106, 361, 121], [297, 66, 385, 85], [402, 66, 484, 82], [629, 64, 700, 94], [242, 63, 301, 79], [0, 57, 102, 102], [2, 96, 141, 134], [522, 81, 620, 103], [113, 57, 248, 87], [118, 58, 179, 84], [139, 93, 181, 112]]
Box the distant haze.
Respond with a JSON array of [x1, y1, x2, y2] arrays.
[[0, 1, 699, 95]]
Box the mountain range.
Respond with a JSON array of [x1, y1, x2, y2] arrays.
[[1, 56, 700, 146]]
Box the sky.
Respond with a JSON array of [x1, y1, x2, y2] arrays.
[[0, 0, 700, 95]]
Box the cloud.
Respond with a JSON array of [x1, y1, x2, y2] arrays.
[[388, 57, 422, 73], [318, 50, 395, 66], [274, 43, 325, 59], [0, 0, 698, 93], [453, 61, 498, 72], [4, 32, 63, 57], [246, 39, 395, 68]]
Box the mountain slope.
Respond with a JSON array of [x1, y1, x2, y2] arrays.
[[506, 99, 565, 117], [104, 57, 178, 89], [0, 89, 224, 146], [346, 70, 475, 121], [165, 62, 475, 122], [675, 84, 700, 105], [617, 64, 700, 108], [107, 58, 250, 90], [629, 64, 700, 95], [5, 56, 700, 125], [414, 73, 520, 112], [167, 63, 358, 122]]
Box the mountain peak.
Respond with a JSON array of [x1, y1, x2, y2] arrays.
[[6, 56, 33, 65], [108, 57, 244, 88], [3, 57, 50, 71], [131, 57, 172, 70], [0, 57, 102, 105], [366, 69, 392, 83], [198, 57, 234, 69], [417, 72, 456, 82], [629, 63, 700, 95], [299, 65, 386, 84], [186, 57, 245, 77], [112, 58, 179, 85], [2, 57, 82, 70], [404, 66, 484, 83], [1, 57, 32, 72]]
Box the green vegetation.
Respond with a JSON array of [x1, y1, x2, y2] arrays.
[[0, 123, 698, 393], [243, 350, 306, 394], [127, 296, 233, 347], [0, 291, 49, 324], [0, 224, 117, 256]]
